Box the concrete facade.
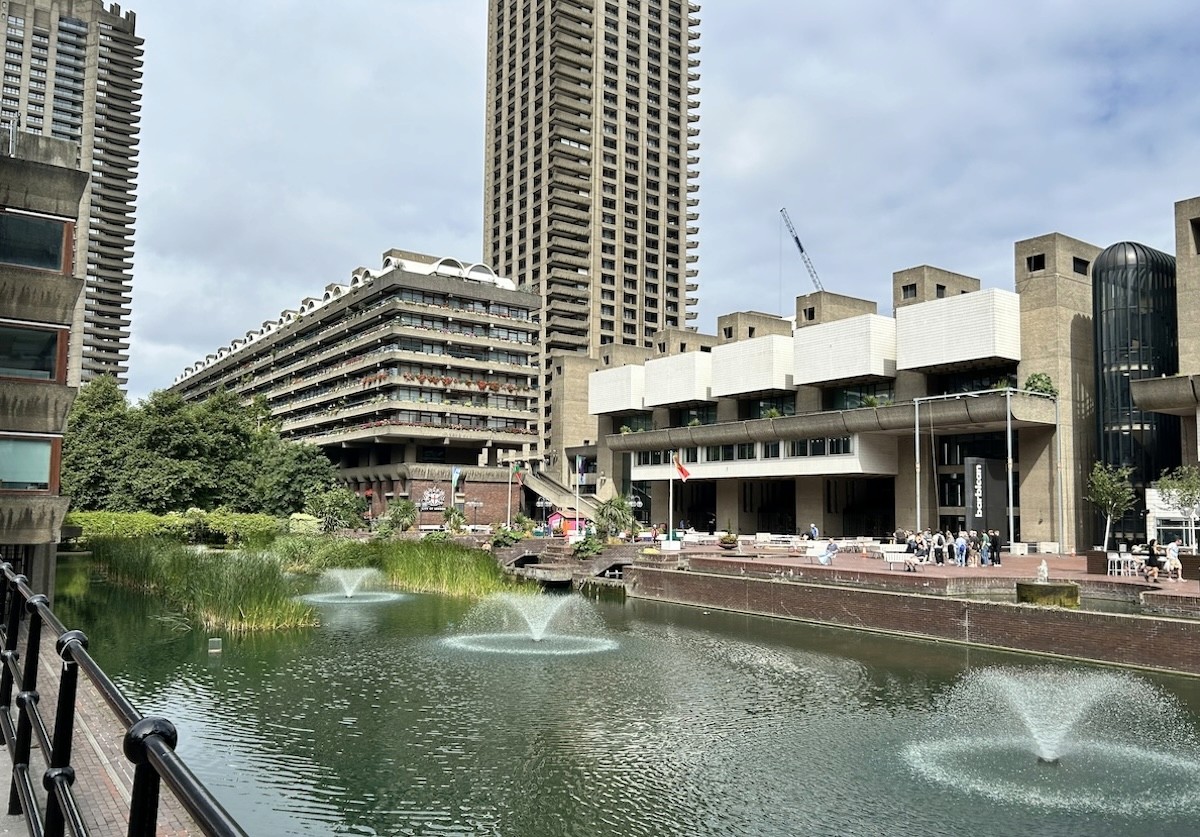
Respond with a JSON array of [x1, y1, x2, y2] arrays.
[[0, 129, 88, 594], [2, 1, 143, 386], [483, 0, 702, 483], [170, 251, 541, 527], [590, 233, 1102, 551]]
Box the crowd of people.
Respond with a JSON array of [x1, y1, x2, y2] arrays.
[[892, 527, 1004, 571], [1140, 537, 1185, 583]]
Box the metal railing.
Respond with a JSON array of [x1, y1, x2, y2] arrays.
[[0, 562, 247, 837]]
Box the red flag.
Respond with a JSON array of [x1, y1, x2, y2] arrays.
[[511, 461, 523, 487], [672, 451, 690, 482]]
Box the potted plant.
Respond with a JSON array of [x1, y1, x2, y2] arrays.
[[718, 526, 739, 550]]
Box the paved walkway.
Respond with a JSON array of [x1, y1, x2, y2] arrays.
[[0, 626, 200, 836]]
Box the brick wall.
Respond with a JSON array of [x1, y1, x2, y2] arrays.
[[626, 565, 1200, 676]]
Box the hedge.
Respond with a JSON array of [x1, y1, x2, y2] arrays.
[[66, 509, 284, 546]]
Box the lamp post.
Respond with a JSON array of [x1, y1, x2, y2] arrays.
[[629, 494, 643, 524], [913, 390, 986, 533], [535, 496, 553, 526], [465, 499, 483, 526]]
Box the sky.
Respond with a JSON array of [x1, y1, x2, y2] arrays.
[[124, 0, 1200, 401]]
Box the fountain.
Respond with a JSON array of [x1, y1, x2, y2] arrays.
[[300, 568, 406, 604], [905, 666, 1200, 814], [444, 592, 618, 655]]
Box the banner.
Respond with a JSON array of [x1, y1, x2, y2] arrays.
[[964, 456, 1005, 533]]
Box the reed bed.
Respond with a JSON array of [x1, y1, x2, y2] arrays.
[[274, 537, 522, 598], [89, 537, 317, 631]]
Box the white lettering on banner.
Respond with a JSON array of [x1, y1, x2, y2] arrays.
[[974, 464, 984, 518]]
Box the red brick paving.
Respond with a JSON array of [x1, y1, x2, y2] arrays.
[[0, 627, 201, 836]]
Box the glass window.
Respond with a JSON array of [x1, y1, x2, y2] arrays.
[[0, 324, 60, 379], [0, 437, 51, 490], [0, 212, 66, 270]]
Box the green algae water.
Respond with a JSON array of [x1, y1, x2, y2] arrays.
[[55, 557, 1200, 836]]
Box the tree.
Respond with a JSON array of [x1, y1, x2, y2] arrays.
[[593, 495, 635, 540], [61, 375, 132, 510], [443, 506, 467, 534], [305, 487, 368, 533], [381, 499, 418, 534], [1086, 463, 1135, 550], [247, 436, 337, 516], [1023, 372, 1058, 397], [1156, 466, 1200, 549]]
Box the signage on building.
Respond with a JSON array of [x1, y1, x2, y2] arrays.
[[964, 457, 1005, 534], [419, 487, 445, 511]]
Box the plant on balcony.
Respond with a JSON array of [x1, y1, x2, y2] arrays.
[[762, 408, 782, 419], [477, 380, 488, 389], [687, 417, 701, 427], [619, 425, 632, 434], [1023, 372, 1058, 397]]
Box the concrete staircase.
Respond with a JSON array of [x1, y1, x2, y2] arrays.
[[522, 471, 600, 520]]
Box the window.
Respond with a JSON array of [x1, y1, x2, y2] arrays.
[[935, 284, 946, 298], [1072, 257, 1090, 276], [803, 307, 815, 321], [0, 323, 63, 380], [1026, 253, 1046, 272], [0, 436, 53, 490], [901, 283, 917, 300], [0, 212, 68, 270]]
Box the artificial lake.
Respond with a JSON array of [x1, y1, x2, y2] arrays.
[[54, 556, 1200, 836]]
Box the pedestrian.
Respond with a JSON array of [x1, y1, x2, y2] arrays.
[[989, 529, 1002, 566], [932, 529, 946, 565], [1164, 537, 1184, 582], [810, 522, 819, 540], [955, 532, 967, 567]]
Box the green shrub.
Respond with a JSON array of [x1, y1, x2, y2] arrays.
[[572, 535, 605, 559]]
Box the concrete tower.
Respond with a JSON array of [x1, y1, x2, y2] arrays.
[[483, 0, 701, 469], [1, 0, 143, 386]]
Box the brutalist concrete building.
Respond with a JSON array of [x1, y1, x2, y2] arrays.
[[170, 251, 541, 526], [0, 129, 89, 593]]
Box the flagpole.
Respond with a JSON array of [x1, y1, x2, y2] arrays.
[[574, 456, 581, 538], [506, 462, 512, 529], [668, 452, 675, 541]]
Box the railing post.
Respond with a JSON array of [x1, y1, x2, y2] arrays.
[[7, 593, 45, 816], [123, 716, 177, 837], [0, 569, 24, 713], [43, 629, 87, 837]]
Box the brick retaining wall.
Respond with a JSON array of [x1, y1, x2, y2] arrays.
[[626, 565, 1200, 676]]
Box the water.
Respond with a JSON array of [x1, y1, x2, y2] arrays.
[[298, 568, 407, 604], [53, 558, 1200, 836], [443, 592, 619, 655]]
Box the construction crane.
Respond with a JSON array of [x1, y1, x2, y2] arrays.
[[779, 207, 824, 292]]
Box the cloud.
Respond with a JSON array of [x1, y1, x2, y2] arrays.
[[122, 0, 1200, 400]]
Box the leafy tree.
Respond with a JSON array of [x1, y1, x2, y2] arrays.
[[305, 488, 367, 533], [1156, 465, 1200, 549], [593, 495, 635, 540], [443, 506, 467, 534], [380, 499, 418, 535], [247, 435, 337, 516], [61, 375, 132, 510], [1086, 463, 1135, 550], [1023, 373, 1058, 397]]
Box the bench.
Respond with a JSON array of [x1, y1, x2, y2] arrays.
[[884, 552, 924, 571]]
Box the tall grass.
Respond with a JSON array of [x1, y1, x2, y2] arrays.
[[87, 536, 525, 633], [90, 537, 317, 631], [273, 537, 524, 598]]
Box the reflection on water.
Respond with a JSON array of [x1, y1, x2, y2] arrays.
[[54, 557, 1200, 837]]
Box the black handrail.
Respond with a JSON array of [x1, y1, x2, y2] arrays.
[[0, 562, 247, 837]]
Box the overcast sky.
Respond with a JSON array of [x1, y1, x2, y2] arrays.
[[124, 0, 1200, 401]]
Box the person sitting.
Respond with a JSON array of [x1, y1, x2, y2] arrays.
[[904, 536, 927, 572], [817, 537, 838, 565]]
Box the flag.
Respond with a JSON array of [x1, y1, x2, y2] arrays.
[[576, 454, 584, 477], [672, 451, 690, 482], [511, 461, 523, 487], [451, 467, 461, 492]]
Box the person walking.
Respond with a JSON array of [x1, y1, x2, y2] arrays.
[[1165, 537, 1184, 582], [989, 529, 1002, 567], [810, 522, 820, 541], [955, 532, 968, 567]]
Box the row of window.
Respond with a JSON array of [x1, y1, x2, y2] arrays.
[[634, 437, 855, 467]]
